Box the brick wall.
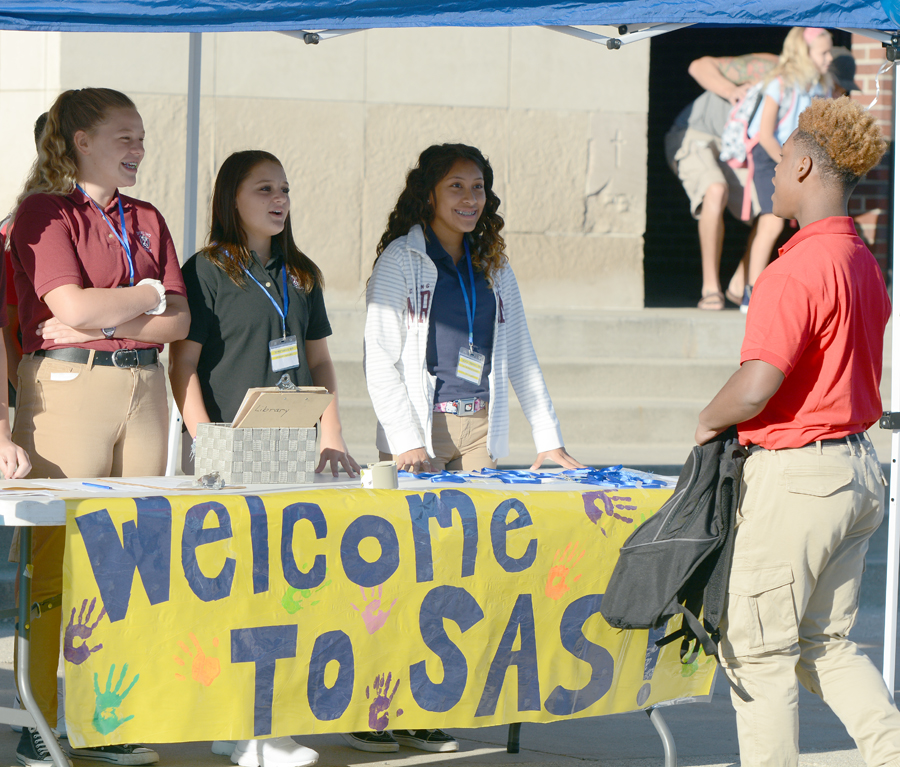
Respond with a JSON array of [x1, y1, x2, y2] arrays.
[[850, 34, 893, 275]]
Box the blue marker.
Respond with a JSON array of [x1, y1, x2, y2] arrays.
[[82, 482, 114, 490]]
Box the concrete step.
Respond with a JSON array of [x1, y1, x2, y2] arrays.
[[341, 395, 893, 469], [331, 306, 894, 468], [335, 357, 894, 404], [334, 358, 737, 401], [328, 307, 751, 361], [338, 397, 711, 448], [328, 307, 894, 365]]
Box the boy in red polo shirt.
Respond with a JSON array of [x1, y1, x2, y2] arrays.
[[696, 98, 900, 766]]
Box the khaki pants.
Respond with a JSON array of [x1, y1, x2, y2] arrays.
[[721, 435, 900, 767], [12, 353, 168, 726], [380, 409, 496, 472]]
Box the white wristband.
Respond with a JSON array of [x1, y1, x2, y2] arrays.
[[138, 278, 167, 315]]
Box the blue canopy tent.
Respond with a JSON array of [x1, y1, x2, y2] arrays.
[[1, 5, 899, 765], [0, 0, 892, 32]]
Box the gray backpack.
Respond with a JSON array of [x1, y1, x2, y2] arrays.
[[599, 429, 750, 700]]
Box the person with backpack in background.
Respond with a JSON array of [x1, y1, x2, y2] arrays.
[[665, 51, 777, 310], [735, 27, 833, 312], [695, 97, 900, 766]]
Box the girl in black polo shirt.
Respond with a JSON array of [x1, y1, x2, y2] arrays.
[[169, 150, 358, 767]]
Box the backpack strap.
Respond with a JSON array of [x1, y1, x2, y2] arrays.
[[741, 136, 760, 221], [656, 606, 752, 702]]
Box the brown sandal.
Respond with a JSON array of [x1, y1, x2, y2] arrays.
[[698, 290, 725, 311], [725, 289, 743, 306]]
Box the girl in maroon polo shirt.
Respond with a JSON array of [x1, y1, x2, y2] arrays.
[[6, 87, 189, 766]]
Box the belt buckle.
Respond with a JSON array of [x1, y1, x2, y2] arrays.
[[457, 397, 476, 416], [112, 349, 139, 368]]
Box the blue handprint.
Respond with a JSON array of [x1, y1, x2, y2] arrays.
[[92, 663, 138, 735]]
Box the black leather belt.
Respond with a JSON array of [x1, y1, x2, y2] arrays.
[[33, 347, 158, 369]]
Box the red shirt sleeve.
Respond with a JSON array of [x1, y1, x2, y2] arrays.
[[12, 195, 84, 300], [154, 212, 187, 298], [740, 269, 815, 376]]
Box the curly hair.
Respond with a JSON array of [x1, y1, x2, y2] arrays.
[[794, 98, 887, 190], [199, 150, 322, 292], [9, 89, 136, 225], [374, 144, 507, 282]]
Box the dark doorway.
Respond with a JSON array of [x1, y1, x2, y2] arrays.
[[643, 26, 851, 307]]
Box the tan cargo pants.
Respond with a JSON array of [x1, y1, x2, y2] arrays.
[[720, 434, 900, 767]]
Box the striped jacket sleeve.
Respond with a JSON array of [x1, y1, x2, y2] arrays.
[[364, 249, 426, 454], [501, 266, 564, 452]]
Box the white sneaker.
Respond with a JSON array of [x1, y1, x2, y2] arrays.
[[231, 738, 318, 767], [212, 741, 237, 757]]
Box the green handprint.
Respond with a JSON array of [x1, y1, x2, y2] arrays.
[[281, 565, 331, 614], [92, 663, 139, 735]]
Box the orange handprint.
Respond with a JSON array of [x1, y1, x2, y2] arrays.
[[545, 542, 585, 600], [174, 633, 221, 686]]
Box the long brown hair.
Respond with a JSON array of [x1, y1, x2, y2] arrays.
[[199, 150, 323, 292], [9, 88, 135, 224], [375, 144, 507, 281]]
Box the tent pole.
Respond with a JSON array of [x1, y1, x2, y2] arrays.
[[543, 23, 690, 48], [183, 32, 201, 261], [884, 57, 900, 693], [165, 31, 201, 477]]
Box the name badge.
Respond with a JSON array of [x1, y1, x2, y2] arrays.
[[269, 335, 300, 372], [456, 346, 485, 384]]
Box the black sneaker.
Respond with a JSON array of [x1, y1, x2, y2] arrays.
[[392, 729, 459, 752], [341, 731, 399, 752], [16, 727, 72, 766], [67, 744, 159, 765]]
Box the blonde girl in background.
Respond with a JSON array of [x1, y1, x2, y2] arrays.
[[732, 27, 833, 311]]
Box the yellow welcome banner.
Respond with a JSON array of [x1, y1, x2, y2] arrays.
[[62, 486, 715, 747]]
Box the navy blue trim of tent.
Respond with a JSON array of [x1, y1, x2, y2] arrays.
[[0, 0, 893, 33]]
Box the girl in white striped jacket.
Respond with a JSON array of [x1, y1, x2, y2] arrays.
[[363, 143, 582, 479]]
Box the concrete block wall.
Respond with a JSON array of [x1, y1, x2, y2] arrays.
[[0, 27, 651, 312]]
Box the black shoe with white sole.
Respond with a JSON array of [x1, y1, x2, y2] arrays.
[[392, 729, 459, 752], [16, 727, 72, 767]]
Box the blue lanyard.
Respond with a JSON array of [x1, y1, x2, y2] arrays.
[[77, 185, 134, 286], [244, 262, 289, 338], [456, 238, 476, 349]]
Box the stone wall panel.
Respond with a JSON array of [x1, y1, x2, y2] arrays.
[[505, 232, 643, 309]]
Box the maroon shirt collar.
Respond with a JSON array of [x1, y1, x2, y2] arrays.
[[69, 185, 128, 214]]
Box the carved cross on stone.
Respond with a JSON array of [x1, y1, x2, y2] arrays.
[[610, 129, 625, 168]]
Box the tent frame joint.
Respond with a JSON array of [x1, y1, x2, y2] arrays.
[[884, 33, 900, 61], [880, 411, 900, 430]]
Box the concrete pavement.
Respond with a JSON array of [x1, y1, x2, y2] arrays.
[[0, 650, 879, 767]]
